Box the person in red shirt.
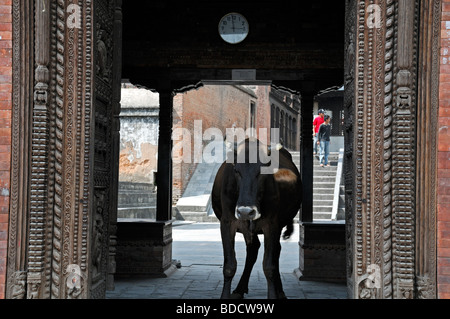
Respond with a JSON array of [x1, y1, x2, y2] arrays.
[[313, 109, 325, 155]]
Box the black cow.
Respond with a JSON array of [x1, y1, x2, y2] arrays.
[[212, 138, 302, 299]]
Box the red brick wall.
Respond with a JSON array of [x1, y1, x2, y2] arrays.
[[253, 85, 271, 136], [439, 0, 450, 299], [0, 0, 11, 300], [172, 85, 268, 201]]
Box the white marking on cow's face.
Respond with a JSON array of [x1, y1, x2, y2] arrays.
[[235, 205, 261, 221]]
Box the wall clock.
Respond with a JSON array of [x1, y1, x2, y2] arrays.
[[218, 13, 249, 44]]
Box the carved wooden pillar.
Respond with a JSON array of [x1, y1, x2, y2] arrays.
[[6, 0, 34, 299], [348, 0, 404, 299], [345, 0, 436, 299], [391, 0, 419, 299], [89, 0, 121, 299], [106, 0, 123, 292], [48, 0, 99, 299], [415, 0, 441, 299], [27, 0, 51, 299], [344, 0, 356, 300]]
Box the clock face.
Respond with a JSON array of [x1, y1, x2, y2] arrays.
[[218, 13, 249, 44]]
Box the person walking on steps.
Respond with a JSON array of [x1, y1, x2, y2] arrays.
[[317, 114, 331, 167], [313, 109, 325, 156]]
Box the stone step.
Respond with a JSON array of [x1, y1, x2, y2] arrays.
[[313, 193, 334, 201], [313, 212, 333, 220], [176, 211, 219, 223], [314, 182, 335, 189], [314, 164, 338, 169], [291, 152, 339, 160], [314, 168, 338, 173], [313, 188, 335, 194], [176, 194, 211, 212], [315, 153, 339, 157], [314, 170, 337, 176], [118, 193, 156, 207], [314, 176, 336, 183], [118, 190, 156, 197], [314, 205, 333, 213], [118, 182, 155, 191], [117, 206, 156, 219], [314, 199, 334, 207], [118, 189, 156, 193]]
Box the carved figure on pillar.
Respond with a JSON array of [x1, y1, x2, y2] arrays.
[[10, 271, 27, 299]]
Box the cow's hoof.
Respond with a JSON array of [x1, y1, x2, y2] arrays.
[[230, 292, 245, 299], [278, 292, 287, 299]]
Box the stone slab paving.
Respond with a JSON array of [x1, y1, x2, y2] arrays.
[[106, 222, 347, 299]]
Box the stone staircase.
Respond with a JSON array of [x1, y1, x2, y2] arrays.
[[175, 141, 226, 222], [313, 152, 339, 220], [291, 150, 344, 221], [117, 182, 157, 219], [174, 160, 222, 222]]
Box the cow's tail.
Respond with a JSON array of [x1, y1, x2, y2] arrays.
[[282, 219, 294, 240]]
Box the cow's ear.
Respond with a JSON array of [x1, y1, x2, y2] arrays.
[[267, 143, 283, 156]]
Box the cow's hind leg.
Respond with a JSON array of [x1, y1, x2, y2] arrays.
[[262, 228, 286, 299], [231, 233, 260, 299], [220, 221, 237, 299]]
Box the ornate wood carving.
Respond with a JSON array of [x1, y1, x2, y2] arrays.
[[6, 0, 34, 299], [48, 0, 65, 299], [344, 0, 356, 298], [391, 0, 419, 299], [6, 0, 439, 299], [90, 0, 121, 298], [345, 0, 438, 299], [27, 0, 51, 299], [415, 0, 441, 299], [6, 0, 117, 299], [46, 0, 94, 298]]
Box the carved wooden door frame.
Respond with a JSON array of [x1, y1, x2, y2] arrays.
[[6, 0, 122, 299], [344, 0, 441, 299], [6, 0, 441, 299]]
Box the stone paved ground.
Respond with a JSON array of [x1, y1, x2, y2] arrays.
[[106, 222, 347, 299]]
